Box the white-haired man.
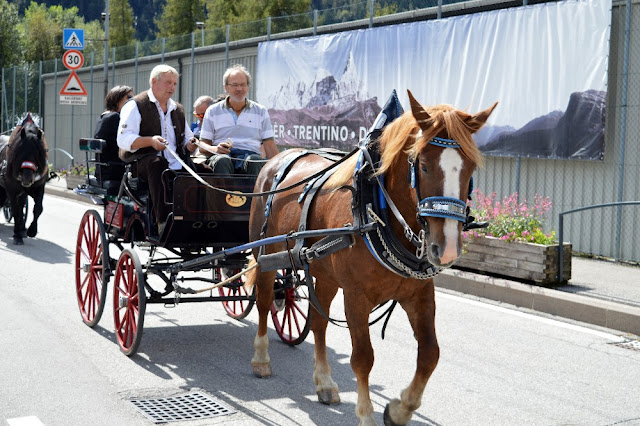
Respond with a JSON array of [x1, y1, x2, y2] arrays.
[[117, 64, 209, 234]]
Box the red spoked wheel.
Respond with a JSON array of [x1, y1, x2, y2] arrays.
[[113, 249, 146, 356], [271, 269, 311, 346], [75, 210, 110, 327], [218, 268, 255, 319]]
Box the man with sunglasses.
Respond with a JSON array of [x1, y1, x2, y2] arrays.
[[191, 95, 215, 138], [200, 64, 278, 175]]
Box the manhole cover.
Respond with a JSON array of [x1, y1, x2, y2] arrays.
[[609, 340, 640, 352], [128, 391, 235, 423]]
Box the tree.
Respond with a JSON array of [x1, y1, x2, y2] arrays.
[[156, 0, 205, 38], [0, 0, 21, 69], [109, 0, 135, 48], [20, 2, 62, 63]]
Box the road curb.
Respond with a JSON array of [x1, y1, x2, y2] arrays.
[[45, 181, 94, 205], [436, 268, 640, 336]]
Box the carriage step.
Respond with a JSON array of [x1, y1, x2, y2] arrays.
[[258, 233, 354, 271]]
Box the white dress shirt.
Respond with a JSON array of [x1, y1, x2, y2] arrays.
[[117, 89, 194, 170]]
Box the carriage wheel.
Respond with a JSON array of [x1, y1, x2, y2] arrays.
[[271, 269, 311, 346], [113, 249, 146, 356], [2, 198, 28, 226], [75, 210, 110, 327], [218, 268, 255, 319]]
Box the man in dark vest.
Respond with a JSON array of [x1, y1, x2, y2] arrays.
[[117, 64, 209, 234]]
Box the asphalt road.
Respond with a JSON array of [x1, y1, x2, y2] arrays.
[[1, 194, 639, 426]]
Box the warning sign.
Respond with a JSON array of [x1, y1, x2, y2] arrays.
[[59, 71, 88, 105], [60, 71, 87, 96]]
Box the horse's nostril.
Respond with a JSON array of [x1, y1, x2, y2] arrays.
[[430, 244, 440, 259]]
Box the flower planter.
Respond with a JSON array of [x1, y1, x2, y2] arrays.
[[65, 174, 87, 190], [455, 236, 572, 285]]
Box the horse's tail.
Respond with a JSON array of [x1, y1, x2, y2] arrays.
[[243, 254, 258, 293]]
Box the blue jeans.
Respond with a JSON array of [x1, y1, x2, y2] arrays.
[[206, 148, 264, 175]]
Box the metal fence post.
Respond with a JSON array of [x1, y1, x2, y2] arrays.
[[24, 64, 28, 114], [369, 0, 374, 28], [267, 16, 271, 41], [615, 0, 633, 261], [38, 61, 42, 118], [1, 67, 5, 132], [190, 32, 195, 111], [53, 59, 58, 167], [225, 25, 230, 69], [313, 10, 318, 36], [162, 38, 166, 63], [135, 42, 139, 92], [12, 66, 16, 124], [111, 47, 116, 85]]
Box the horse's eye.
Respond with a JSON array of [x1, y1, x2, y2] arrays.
[[421, 166, 428, 173]]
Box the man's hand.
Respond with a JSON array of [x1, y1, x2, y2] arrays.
[[151, 135, 167, 151], [186, 137, 198, 153], [216, 140, 232, 155]]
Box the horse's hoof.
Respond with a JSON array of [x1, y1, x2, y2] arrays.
[[13, 237, 24, 245], [27, 227, 37, 238], [317, 389, 340, 405], [383, 402, 408, 426], [252, 362, 271, 378]]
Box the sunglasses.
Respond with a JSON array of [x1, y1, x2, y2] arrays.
[[127, 94, 133, 99], [193, 112, 205, 119]]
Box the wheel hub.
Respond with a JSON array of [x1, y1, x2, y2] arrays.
[[119, 295, 129, 309]]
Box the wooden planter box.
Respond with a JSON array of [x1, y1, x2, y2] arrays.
[[455, 236, 572, 285], [65, 174, 87, 190]]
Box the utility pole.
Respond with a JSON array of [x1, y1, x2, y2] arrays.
[[103, 0, 110, 97]]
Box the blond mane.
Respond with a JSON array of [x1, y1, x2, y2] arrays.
[[327, 103, 483, 189]]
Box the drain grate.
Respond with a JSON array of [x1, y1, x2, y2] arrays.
[[609, 340, 640, 352], [128, 391, 235, 423]]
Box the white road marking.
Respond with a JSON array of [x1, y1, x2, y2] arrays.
[[7, 416, 45, 426], [437, 290, 623, 341]]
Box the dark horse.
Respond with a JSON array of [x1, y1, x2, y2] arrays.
[[0, 115, 49, 244], [247, 91, 497, 425]]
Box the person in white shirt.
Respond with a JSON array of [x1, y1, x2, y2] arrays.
[[117, 64, 209, 234]]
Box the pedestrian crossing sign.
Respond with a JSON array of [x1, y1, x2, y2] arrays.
[[63, 28, 84, 50]]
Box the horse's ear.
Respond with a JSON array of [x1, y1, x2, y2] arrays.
[[407, 90, 431, 129], [20, 126, 26, 139], [466, 101, 498, 133], [36, 128, 43, 139]]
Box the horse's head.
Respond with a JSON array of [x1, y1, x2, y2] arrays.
[[379, 91, 497, 268], [7, 122, 47, 188]]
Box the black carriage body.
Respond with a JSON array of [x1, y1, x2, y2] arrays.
[[167, 174, 255, 247]]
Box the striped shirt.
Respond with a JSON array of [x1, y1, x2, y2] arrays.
[[200, 97, 274, 154]]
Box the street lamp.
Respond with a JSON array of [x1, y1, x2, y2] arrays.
[[196, 21, 205, 47]]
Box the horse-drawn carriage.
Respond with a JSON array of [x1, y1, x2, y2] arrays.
[[72, 90, 497, 425], [73, 137, 311, 355]]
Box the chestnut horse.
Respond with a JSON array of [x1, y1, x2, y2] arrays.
[[247, 91, 497, 425]]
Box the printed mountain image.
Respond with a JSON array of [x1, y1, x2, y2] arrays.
[[267, 55, 381, 150], [475, 90, 605, 160]]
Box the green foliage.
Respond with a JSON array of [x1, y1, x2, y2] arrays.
[[110, 0, 136, 48], [464, 190, 558, 245], [0, 0, 21, 69], [156, 0, 205, 38]]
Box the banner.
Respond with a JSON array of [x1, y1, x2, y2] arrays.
[[257, 0, 610, 160]]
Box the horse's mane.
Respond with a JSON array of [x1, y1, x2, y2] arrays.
[[377, 104, 483, 175], [327, 104, 483, 188]]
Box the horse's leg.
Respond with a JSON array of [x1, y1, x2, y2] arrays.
[[311, 277, 340, 405], [343, 290, 377, 426], [384, 283, 439, 426], [10, 191, 26, 245], [27, 188, 44, 238], [251, 267, 277, 378]]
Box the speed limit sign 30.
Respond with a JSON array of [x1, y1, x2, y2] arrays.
[[63, 49, 84, 70]]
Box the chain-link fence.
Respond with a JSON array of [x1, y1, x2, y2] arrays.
[[1, 0, 638, 262]]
